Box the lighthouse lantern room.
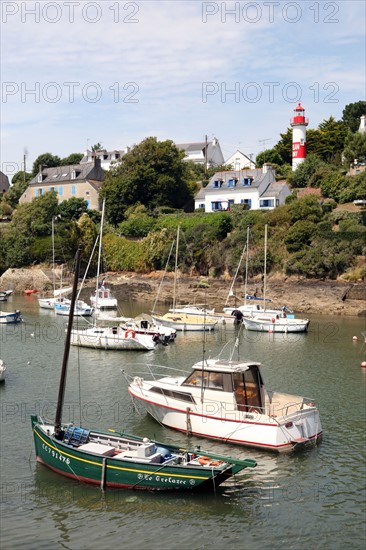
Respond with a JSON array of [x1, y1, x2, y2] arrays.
[[290, 102, 308, 170]]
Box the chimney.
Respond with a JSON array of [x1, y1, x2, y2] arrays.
[[94, 157, 101, 169], [262, 163, 272, 174]]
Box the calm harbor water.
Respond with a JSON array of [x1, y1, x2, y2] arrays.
[[1, 294, 365, 550]]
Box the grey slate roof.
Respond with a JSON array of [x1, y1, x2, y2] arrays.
[[205, 169, 263, 192], [260, 182, 288, 197], [28, 162, 105, 185]]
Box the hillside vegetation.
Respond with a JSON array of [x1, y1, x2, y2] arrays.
[[0, 193, 365, 282]]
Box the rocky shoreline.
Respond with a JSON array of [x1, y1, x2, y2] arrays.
[[1, 267, 365, 317]]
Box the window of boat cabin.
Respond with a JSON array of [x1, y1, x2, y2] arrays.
[[183, 370, 226, 390], [232, 366, 262, 411]]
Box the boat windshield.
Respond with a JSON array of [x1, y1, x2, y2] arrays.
[[183, 370, 224, 390], [233, 366, 262, 411]]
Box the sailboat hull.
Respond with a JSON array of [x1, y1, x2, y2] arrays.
[[70, 327, 156, 350], [31, 417, 253, 491], [243, 317, 310, 333], [151, 313, 217, 332]]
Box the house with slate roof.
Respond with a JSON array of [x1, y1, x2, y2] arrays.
[[195, 164, 291, 212], [19, 158, 105, 211], [176, 138, 225, 167]]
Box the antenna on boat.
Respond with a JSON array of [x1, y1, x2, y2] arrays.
[[54, 245, 83, 438]]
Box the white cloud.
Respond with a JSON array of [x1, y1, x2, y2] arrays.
[[1, 0, 365, 176]]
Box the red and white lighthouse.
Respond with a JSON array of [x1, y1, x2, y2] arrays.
[[290, 102, 308, 170]]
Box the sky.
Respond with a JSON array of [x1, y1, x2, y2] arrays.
[[1, 0, 365, 180]]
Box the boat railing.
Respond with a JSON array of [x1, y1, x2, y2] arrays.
[[122, 363, 189, 382], [266, 392, 316, 417]]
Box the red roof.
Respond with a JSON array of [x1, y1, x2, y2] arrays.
[[294, 102, 305, 111]]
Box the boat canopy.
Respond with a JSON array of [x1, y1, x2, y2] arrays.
[[191, 359, 261, 373]]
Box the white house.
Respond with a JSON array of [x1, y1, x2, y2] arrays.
[[225, 149, 256, 170], [195, 164, 291, 212], [176, 138, 225, 167], [80, 148, 130, 170]]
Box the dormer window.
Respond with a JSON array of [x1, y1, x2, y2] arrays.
[[37, 173, 43, 183], [213, 179, 223, 188], [242, 177, 252, 186], [71, 170, 76, 180], [227, 178, 237, 187]]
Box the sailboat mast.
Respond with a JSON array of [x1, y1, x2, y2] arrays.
[[172, 225, 180, 312], [244, 226, 250, 306], [52, 216, 56, 294], [54, 246, 82, 436], [95, 199, 106, 309], [263, 224, 268, 311]]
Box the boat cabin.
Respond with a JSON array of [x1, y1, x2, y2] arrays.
[[182, 360, 264, 412], [97, 288, 111, 300]]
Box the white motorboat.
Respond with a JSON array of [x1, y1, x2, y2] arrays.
[[55, 300, 93, 317], [70, 325, 157, 350], [0, 310, 22, 324], [128, 353, 322, 453], [90, 284, 118, 310], [123, 318, 177, 343], [243, 314, 310, 333], [39, 295, 71, 310], [0, 359, 6, 382]]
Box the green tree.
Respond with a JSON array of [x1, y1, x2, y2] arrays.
[[291, 154, 325, 188], [273, 128, 292, 165], [284, 220, 317, 252], [342, 131, 366, 166], [91, 143, 103, 152], [58, 197, 88, 221], [6, 171, 32, 207], [342, 101, 366, 132], [288, 195, 323, 223], [255, 149, 283, 167], [11, 191, 59, 237], [32, 153, 61, 176], [60, 153, 83, 165], [312, 117, 348, 163], [77, 213, 98, 263], [101, 137, 194, 225]]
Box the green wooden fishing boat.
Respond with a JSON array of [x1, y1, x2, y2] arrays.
[[31, 247, 257, 492]]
